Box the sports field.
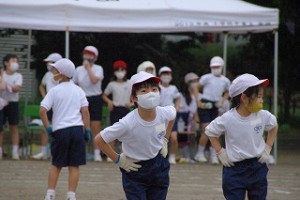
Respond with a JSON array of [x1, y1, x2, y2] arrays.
[[0, 150, 299, 200]]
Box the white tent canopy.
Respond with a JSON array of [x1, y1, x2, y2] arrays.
[[0, 0, 278, 33]]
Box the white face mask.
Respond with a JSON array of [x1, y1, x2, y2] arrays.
[[114, 71, 126, 79], [10, 63, 19, 72], [137, 92, 160, 110], [211, 68, 222, 76], [160, 75, 172, 84]]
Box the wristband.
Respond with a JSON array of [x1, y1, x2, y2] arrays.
[[114, 154, 121, 164]]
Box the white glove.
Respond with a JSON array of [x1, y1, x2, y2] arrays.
[[115, 153, 142, 172], [217, 148, 234, 167], [258, 144, 272, 164], [160, 137, 168, 158]]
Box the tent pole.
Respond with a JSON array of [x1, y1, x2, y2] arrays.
[[223, 32, 228, 76], [65, 29, 70, 58], [26, 29, 32, 105], [273, 30, 279, 164]]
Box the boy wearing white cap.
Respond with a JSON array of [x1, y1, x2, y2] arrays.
[[73, 45, 104, 162], [95, 71, 176, 199], [194, 56, 231, 164], [32, 53, 62, 160], [205, 73, 278, 200], [40, 58, 91, 200], [158, 66, 181, 164]]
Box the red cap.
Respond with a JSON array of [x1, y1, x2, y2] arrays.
[[113, 60, 127, 69]]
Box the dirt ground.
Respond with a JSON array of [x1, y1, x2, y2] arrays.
[[0, 150, 299, 200]]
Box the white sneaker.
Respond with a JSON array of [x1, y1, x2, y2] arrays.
[[12, 153, 20, 160], [210, 156, 220, 165], [66, 197, 76, 200], [268, 155, 275, 165], [94, 154, 102, 162], [168, 155, 176, 164], [32, 152, 47, 160], [44, 194, 55, 200], [194, 152, 208, 162], [106, 157, 113, 162]]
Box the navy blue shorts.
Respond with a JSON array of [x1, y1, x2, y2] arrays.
[[51, 126, 86, 167], [172, 112, 189, 143], [222, 158, 268, 200], [3, 102, 19, 125], [120, 153, 170, 200], [197, 99, 218, 123], [47, 109, 53, 122], [110, 106, 129, 125], [0, 110, 3, 131], [87, 95, 103, 121]]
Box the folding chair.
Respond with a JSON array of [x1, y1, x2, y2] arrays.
[[23, 104, 43, 158]]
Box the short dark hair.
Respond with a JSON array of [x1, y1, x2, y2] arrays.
[[3, 54, 18, 69], [231, 85, 260, 108]]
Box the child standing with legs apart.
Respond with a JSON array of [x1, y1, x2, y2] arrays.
[[205, 73, 278, 200], [40, 59, 91, 200], [95, 71, 176, 200]]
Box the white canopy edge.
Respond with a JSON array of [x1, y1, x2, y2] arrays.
[[0, 0, 279, 33]]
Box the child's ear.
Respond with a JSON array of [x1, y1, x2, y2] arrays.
[[130, 95, 137, 103], [241, 93, 248, 104]]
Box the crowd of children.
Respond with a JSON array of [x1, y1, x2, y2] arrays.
[[0, 48, 278, 200]]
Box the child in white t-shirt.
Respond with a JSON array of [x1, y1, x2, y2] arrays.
[[102, 60, 132, 157], [32, 52, 62, 160], [73, 45, 104, 162], [0, 54, 23, 160], [158, 66, 180, 164], [194, 56, 231, 164], [205, 73, 278, 200], [95, 71, 176, 199], [40, 58, 91, 200]]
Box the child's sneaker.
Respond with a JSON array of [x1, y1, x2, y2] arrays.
[[106, 157, 113, 162], [12, 153, 20, 160], [194, 152, 208, 162], [210, 156, 220, 165], [168, 154, 176, 164], [44, 194, 55, 200], [268, 155, 275, 165], [32, 152, 48, 160], [66, 197, 76, 200], [94, 154, 102, 162]]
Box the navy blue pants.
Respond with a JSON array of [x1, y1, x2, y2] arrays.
[[222, 158, 268, 200], [120, 153, 170, 200]]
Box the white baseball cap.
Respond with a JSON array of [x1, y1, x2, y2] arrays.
[[44, 53, 62, 62], [184, 72, 199, 84], [129, 71, 160, 94], [50, 58, 75, 78], [210, 56, 224, 67], [83, 46, 98, 57], [229, 73, 269, 98], [159, 66, 172, 75]]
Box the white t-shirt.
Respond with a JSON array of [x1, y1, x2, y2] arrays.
[[101, 106, 176, 160], [73, 64, 104, 97], [2, 71, 23, 102], [104, 80, 131, 107], [199, 73, 231, 102], [41, 81, 89, 132], [205, 108, 277, 162], [159, 84, 180, 106], [41, 71, 59, 93], [179, 93, 200, 114]]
